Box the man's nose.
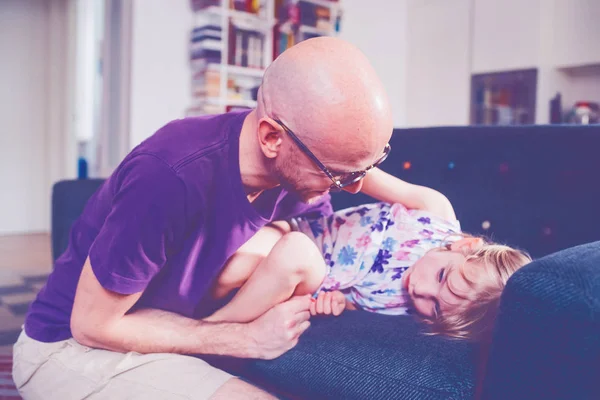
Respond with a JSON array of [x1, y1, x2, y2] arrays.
[[342, 180, 364, 194]]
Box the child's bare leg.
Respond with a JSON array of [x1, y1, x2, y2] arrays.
[[206, 232, 326, 323], [211, 221, 291, 300]]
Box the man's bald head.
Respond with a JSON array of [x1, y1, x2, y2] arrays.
[[258, 37, 393, 172]]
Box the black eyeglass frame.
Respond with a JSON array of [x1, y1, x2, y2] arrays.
[[273, 118, 391, 191]]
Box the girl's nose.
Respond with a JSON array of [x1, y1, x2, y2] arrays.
[[413, 283, 435, 299]]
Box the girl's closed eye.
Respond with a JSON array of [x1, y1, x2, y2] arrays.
[[431, 268, 446, 318], [438, 268, 445, 283]]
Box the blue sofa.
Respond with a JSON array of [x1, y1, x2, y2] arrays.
[[52, 124, 600, 399]]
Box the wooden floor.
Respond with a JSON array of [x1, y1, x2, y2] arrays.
[[0, 233, 52, 352], [0, 233, 52, 273]]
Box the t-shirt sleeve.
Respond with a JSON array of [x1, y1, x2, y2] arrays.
[[289, 193, 333, 220], [303, 194, 333, 219], [88, 154, 187, 295]]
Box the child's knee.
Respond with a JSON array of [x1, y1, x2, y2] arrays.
[[275, 232, 321, 259], [271, 232, 325, 277]]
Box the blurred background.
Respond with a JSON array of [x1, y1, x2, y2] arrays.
[[0, 0, 599, 369], [1, 0, 599, 236]]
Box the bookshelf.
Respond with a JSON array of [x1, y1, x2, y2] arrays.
[[187, 0, 343, 116]]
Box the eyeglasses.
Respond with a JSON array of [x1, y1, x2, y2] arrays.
[[273, 118, 391, 191]]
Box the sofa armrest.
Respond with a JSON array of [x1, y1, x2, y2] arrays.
[[480, 241, 600, 400], [51, 179, 105, 261]]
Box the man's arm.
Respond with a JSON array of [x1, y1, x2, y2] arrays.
[[71, 257, 312, 360], [360, 168, 457, 221]]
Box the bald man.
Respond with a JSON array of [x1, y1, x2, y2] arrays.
[[14, 37, 446, 399]]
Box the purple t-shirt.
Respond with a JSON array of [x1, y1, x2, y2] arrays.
[[25, 110, 332, 343]]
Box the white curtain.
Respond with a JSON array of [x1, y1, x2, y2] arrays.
[[96, 0, 133, 177]]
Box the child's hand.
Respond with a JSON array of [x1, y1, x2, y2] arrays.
[[310, 290, 346, 316]]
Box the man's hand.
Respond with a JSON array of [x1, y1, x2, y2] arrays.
[[246, 295, 312, 360], [309, 291, 346, 317], [72, 257, 303, 359]]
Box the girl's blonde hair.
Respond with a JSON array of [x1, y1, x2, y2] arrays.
[[421, 235, 532, 341]]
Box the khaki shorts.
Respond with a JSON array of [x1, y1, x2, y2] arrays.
[[12, 329, 233, 400]]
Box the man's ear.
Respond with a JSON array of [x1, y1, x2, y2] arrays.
[[257, 118, 284, 159]]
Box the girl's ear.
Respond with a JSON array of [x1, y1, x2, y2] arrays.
[[450, 237, 485, 252]]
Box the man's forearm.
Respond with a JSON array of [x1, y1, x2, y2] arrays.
[[80, 308, 256, 358]]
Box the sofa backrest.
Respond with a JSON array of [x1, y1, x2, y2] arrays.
[[52, 125, 600, 261], [51, 178, 105, 261], [331, 125, 600, 259]]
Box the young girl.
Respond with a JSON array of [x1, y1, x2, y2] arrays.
[[207, 190, 531, 341]]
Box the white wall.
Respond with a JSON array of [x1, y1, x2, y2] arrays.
[[405, 0, 600, 126], [125, 0, 600, 142], [555, 66, 600, 111], [129, 0, 192, 148], [127, 0, 410, 145], [535, 0, 600, 123], [405, 0, 473, 127], [541, 0, 600, 120], [472, 0, 542, 73], [338, 0, 407, 127], [47, 0, 77, 193], [550, 0, 600, 68], [0, 0, 47, 234], [0, 0, 72, 235]]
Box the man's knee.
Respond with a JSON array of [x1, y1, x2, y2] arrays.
[[210, 378, 277, 400]]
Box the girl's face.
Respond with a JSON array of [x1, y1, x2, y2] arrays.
[[401, 239, 486, 319]]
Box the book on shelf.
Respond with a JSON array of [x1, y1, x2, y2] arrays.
[[186, 97, 257, 117], [297, 0, 332, 29], [230, 0, 261, 13], [191, 69, 221, 98], [191, 24, 222, 42], [228, 21, 265, 69], [190, 0, 221, 12], [191, 68, 261, 103], [272, 0, 340, 59], [188, 0, 342, 115], [190, 11, 223, 63], [190, 38, 221, 63], [191, 0, 263, 14], [190, 8, 266, 69]]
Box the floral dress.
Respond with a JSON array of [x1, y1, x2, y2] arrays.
[[292, 202, 461, 315]]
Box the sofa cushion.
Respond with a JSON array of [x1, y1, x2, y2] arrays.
[[480, 240, 600, 400], [208, 311, 478, 400]]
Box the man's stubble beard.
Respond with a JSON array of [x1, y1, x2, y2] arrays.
[[274, 152, 325, 204]]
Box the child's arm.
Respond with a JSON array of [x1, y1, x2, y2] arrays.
[[361, 168, 457, 221]]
